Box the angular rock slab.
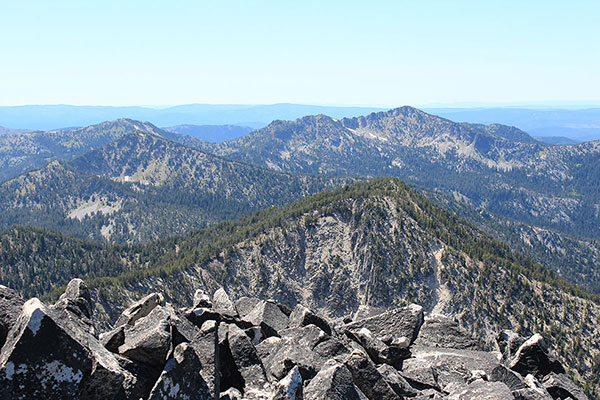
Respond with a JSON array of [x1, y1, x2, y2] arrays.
[[509, 334, 564, 380], [118, 305, 172, 366], [0, 298, 134, 400], [344, 304, 424, 345], [446, 380, 514, 400], [304, 360, 363, 400], [270, 366, 302, 400], [114, 292, 164, 328], [242, 300, 289, 338], [288, 304, 331, 336], [402, 346, 502, 390], [542, 372, 589, 400], [148, 342, 212, 400], [413, 313, 479, 350], [344, 350, 400, 400]]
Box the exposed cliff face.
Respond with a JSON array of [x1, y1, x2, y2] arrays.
[[77, 179, 599, 396], [0, 279, 590, 399]]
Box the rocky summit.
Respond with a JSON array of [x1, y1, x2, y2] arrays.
[[0, 279, 587, 400]]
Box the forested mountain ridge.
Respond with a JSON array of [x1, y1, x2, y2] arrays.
[[203, 106, 600, 239], [0, 131, 351, 242], [0, 118, 173, 182]]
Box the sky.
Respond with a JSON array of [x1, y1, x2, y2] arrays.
[[1, 0, 599, 107]]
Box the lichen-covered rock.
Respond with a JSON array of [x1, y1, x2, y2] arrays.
[[414, 313, 479, 350], [114, 292, 164, 328], [148, 342, 212, 400], [344, 304, 424, 345], [0, 298, 134, 399], [269, 366, 302, 400], [303, 360, 363, 400]]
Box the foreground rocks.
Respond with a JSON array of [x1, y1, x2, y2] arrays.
[[0, 279, 589, 399]]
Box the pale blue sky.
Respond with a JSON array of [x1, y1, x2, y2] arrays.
[[1, 1, 599, 107]]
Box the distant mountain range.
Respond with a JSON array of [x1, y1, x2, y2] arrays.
[[2, 104, 599, 142], [203, 107, 600, 239]]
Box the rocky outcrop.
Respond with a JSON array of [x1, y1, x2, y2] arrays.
[[0, 280, 589, 399]]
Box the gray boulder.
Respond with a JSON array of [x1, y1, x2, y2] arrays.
[[496, 330, 526, 361], [402, 346, 502, 390], [235, 297, 261, 319], [414, 313, 479, 350], [303, 360, 363, 400], [242, 300, 289, 338], [269, 366, 302, 400], [114, 292, 164, 328], [489, 364, 527, 391], [345, 326, 409, 368], [344, 304, 424, 345], [542, 372, 589, 400], [509, 334, 564, 379], [118, 305, 172, 366], [344, 349, 400, 400], [148, 342, 212, 400], [226, 324, 269, 397], [213, 288, 237, 317], [377, 363, 419, 397], [353, 305, 385, 321], [288, 304, 332, 335], [193, 289, 213, 309], [52, 278, 97, 337]]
